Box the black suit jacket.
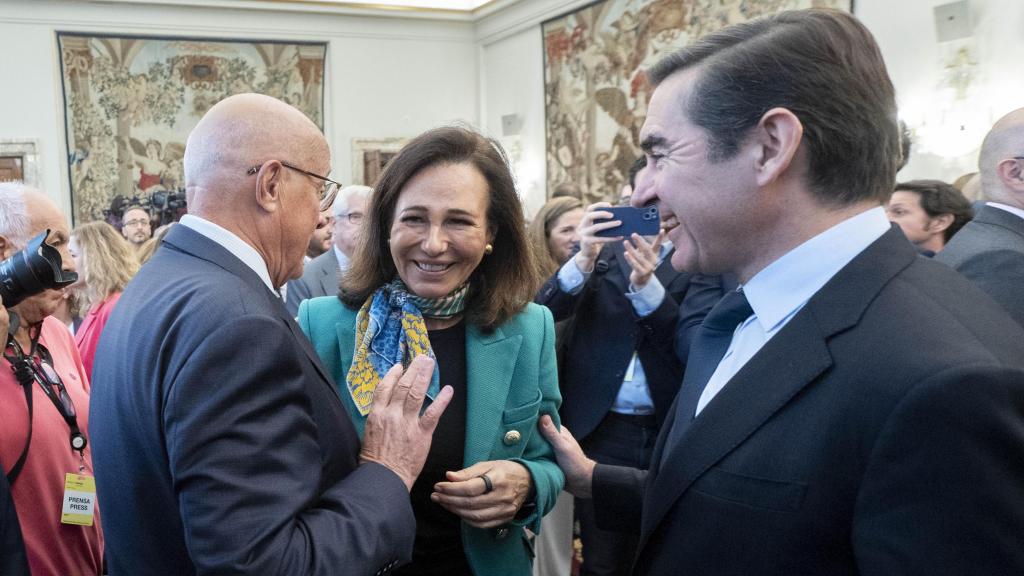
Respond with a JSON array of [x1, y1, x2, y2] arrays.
[[90, 225, 415, 575], [536, 244, 718, 440], [593, 227, 1024, 575]]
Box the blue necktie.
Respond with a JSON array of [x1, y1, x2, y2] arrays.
[[664, 289, 753, 455]]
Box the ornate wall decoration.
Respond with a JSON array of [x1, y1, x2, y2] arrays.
[[58, 33, 326, 224], [542, 0, 853, 204]]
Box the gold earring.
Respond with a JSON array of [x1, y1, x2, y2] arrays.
[[484, 243, 493, 255]]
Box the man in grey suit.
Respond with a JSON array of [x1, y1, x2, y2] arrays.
[[285, 184, 371, 315], [937, 107, 1024, 327]]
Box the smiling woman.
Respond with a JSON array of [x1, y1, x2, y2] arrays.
[[297, 126, 564, 576]]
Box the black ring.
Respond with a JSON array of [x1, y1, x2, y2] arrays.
[[478, 473, 493, 494]]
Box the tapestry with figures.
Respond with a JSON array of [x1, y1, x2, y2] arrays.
[[542, 0, 852, 204], [58, 33, 326, 225]]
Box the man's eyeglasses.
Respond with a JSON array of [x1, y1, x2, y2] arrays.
[[247, 161, 341, 211], [337, 212, 364, 225], [123, 219, 150, 228]]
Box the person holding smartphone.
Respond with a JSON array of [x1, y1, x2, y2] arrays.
[[534, 167, 721, 575]]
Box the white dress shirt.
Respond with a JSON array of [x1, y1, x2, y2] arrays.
[[332, 245, 350, 272], [986, 202, 1024, 221], [694, 207, 891, 416], [179, 215, 278, 296]]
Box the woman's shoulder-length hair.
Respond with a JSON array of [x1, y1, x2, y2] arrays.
[[341, 125, 538, 333]]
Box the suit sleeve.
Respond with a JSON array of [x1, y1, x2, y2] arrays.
[[165, 314, 415, 575], [592, 463, 648, 534], [534, 273, 586, 322], [852, 365, 1024, 574], [951, 249, 1024, 327], [509, 305, 565, 532]]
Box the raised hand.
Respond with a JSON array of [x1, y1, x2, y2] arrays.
[[360, 355, 454, 491], [574, 202, 622, 273], [623, 230, 666, 289]]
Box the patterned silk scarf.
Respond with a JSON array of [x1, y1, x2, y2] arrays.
[[346, 279, 469, 416]]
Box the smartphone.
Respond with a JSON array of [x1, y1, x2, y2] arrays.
[[594, 205, 661, 238]]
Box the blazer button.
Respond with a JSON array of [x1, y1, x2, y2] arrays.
[[496, 527, 509, 539], [503, 430, 522, 446]]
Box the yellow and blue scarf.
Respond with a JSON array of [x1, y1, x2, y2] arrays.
[[346, 279, 469, 416]]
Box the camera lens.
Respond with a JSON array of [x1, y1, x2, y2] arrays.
[[0, 230, 78, 308]]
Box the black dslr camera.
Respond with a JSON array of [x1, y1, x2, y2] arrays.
[[0, 229, 78, 308]]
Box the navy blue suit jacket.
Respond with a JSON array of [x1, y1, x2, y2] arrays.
[[593, 228, 1024, 575], [90, 225, 415, 575], [535, 244, 720, 440]]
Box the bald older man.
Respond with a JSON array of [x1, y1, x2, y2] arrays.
[[90, 94, 452, 575], [938, 108, 1024, 327], [0, 183, 102, 575]]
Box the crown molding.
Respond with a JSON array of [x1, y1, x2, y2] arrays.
[[474, 0, 586, 46]]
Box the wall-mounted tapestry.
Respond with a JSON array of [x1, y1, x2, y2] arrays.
[[58, 33, 326, 225], [542, 0, 853, 204]]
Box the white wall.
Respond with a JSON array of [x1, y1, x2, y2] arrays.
[[859, 0, 1024, 183], [0, 0, 479, 218]]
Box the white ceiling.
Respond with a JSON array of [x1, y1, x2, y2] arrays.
[[279, 0, 496, 10]]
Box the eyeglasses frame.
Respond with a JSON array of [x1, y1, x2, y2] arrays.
[[246, 160, 341, 212]]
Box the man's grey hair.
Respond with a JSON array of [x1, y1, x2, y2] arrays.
[[0, 182, 34, 251], [332, 185, 372, 217]]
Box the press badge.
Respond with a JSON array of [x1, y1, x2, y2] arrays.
[[61, 473, 96, 526]]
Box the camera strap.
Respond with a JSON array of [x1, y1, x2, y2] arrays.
[[3, 330, 88, 485]]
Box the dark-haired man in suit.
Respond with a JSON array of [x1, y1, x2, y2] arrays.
[[541, 9, 1024, 576], [937, 107, 1024, 327]]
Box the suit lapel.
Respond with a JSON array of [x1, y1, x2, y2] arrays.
[[318, 257, 339, 297], [636, 227, 919, 550], [464, 324, 522, 466], [638, 311, 834, 542]]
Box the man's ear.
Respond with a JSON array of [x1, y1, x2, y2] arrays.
[[997, 158, 1024, 195], [928, 213, 955, 234], [254, 161, 285, 213], [753, 107, 803, 188], [0, 234, 12, 261]]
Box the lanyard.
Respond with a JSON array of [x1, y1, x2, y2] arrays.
[[4, 332, 88, 484]]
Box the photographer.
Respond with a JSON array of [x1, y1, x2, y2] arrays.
[[0, 183, 103, 575]]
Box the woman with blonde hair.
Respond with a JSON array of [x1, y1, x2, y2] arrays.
[[69, 221, 139, 378], [528, 196, 584, 283]]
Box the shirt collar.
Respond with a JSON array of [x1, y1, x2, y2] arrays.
[[179, 215, 276, 294], [742, 206, 890, 335], [333, 244, 350, 270], [986, 202, 1024, 221]]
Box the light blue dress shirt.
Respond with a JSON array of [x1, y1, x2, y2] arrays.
[[556, 243, 672, 415], [694, 207, 891, 416]]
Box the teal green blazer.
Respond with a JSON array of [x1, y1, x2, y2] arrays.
[[297, 297, 564, 576]]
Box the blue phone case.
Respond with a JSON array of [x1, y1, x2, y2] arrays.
[[594, 206, 661, 237]]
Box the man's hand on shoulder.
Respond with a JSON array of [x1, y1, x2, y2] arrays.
[[360, 356, 453, 491]]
